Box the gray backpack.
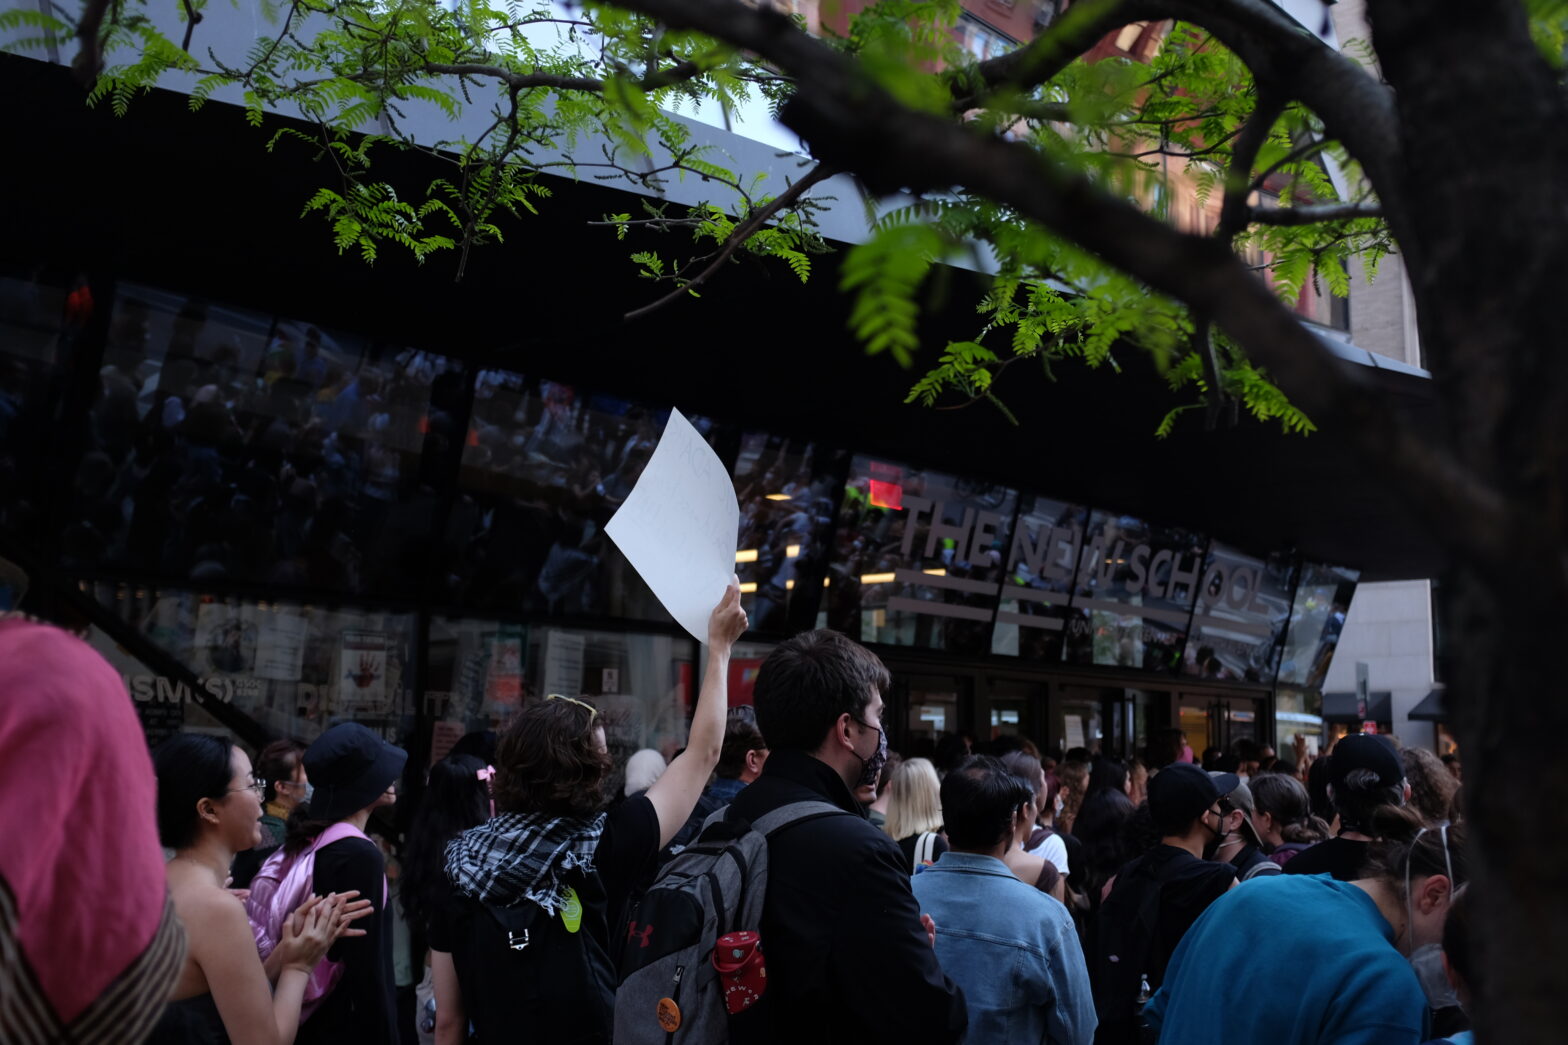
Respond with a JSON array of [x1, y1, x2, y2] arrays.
[[614, 800, 849, 1044]]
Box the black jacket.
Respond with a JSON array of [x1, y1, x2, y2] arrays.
[[727, 750, 966, 1045]]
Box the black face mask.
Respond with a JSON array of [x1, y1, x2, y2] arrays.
[[1200, 807, 1229, 860], [852, 720, 888, 791]]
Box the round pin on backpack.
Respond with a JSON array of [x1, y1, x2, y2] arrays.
[[656, 997, 682, 1033]]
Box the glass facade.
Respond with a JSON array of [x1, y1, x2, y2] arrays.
[[86, 580, 416, 746], [3, 272, 1364, 756], [1184, 545, 1296, 683], [730, 434, 843, 633], [826, 456, 1018, 656], [1063, 511, 1207, 672], [66, 282, 466, 597], [1278, 563, 1360, 689]]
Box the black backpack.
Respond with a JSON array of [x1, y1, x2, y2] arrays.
[[448, 866, 616, 1045], [1091, 855, 1170, 1045], [614, 801, 851, 1045]]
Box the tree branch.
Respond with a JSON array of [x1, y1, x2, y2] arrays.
[[71, 0, 112, 85], [422, 62, 606, 93], [608, 0, 1512, 574], [624, 163, 836, 322], [955, 0, 1154, 107], [1155, 0, 1408, 244], [1250, 202, 1382, 225], [179, 0, 202, 53], [1217, 90, 1283, 241]]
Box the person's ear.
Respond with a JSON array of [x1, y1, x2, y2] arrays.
[[1420, 875, 1451, 915], [836, 712, 856, 749], [197, 796, 221, 826]]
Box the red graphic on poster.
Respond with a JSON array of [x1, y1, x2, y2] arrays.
[[727, 659, 764, 707]]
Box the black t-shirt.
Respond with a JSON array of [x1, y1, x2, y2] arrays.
[[1147, 847, 1234, 982], [897, 831, 949, 872], [298, 835, 395, 1045], [1282, 836, 1370, 881], [1103, 844, 1235, 992]]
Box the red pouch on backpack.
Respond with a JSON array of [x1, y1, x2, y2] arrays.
[[712, 931, 766, 1015]]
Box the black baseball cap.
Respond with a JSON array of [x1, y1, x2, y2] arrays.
[[304, 723, 407, 822], [1150, 763, 1237, 835], [1327, 733, 1403, 790]]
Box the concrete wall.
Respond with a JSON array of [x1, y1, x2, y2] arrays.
[[1323, 579, 1438, 750]]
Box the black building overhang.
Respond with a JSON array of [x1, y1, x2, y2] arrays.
[[1407, 688, 1447, 722], [1, 53, 1446, 585]]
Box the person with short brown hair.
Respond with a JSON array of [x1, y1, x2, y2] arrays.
[[725, 629, 966, 1045]]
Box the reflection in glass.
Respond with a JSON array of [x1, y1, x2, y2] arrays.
[[1053, 686, 1107, 758], [84, 581, 414, 743], [64, 283, 464, 597], [992, 495, 1086, 662], [826, 456, 1016, 655], [425, 618, 695, 798], [985, 678, 1042, 745], [1063, 510, 1207, 672], [730, 433, 842, 633], [0, 275, 69, 542], [1274, 687, 1324, 762], [452, 372, 712, 620], [1183, 546, 1296, 683], [1277, 563, 1359, 688]]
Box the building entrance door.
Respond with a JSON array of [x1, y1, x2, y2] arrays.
[[983, 676, 1043, 749], [887, 671, 972, 762], [1176, 691, 1265, 758]]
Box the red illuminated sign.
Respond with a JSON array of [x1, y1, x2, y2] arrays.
[[869, 479, 903, 510]]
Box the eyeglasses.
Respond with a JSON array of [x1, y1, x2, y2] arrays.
[[546, 693, 598, 721], [227, 776, 266, 797]]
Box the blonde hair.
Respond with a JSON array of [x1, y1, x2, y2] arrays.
[[885, 757, 944, 841]]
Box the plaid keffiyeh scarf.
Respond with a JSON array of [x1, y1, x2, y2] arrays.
[[445, 810, 606, 913]]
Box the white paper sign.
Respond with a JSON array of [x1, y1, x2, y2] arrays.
[[606, 409, 739, 644], [255, 611, 308, 682]]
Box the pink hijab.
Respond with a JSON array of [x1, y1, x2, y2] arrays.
[[0, 617, 185, 1043]]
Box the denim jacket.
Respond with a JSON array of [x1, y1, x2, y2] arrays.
[[911, 851, 1098, 1045]]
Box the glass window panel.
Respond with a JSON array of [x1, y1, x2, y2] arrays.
[[825, 455, 1016, 655], [1277, 563, 1359, 688], [1183, 545, 1296, 683], [69, 283, 463, 597], [1275, 686, 1325, 761], [86, 580, 415, 744], [425, 618, 695, 793], [992, 494, 1086, 661], [0, 275, 69, 543], [451, 372, 720, 621], [731, 434, 843, 634], [1063, 511, 1207, 671]]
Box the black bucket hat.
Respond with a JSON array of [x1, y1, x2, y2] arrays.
[[303, 723, 407, 823]]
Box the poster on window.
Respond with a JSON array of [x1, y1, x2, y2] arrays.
[[542, 630, 586, 698], [255, 610, 309, 681], [340, 630, 389, 714], [195, 601, 256, 675], [484, 632, 524, 705]]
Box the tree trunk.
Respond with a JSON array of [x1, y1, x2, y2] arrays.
[[1369, 2, 1568, 1041]]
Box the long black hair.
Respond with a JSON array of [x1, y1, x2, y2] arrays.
[[153, 733, 235, 850], [401, 754, 490, 938]]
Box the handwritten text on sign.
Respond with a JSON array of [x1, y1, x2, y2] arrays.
[[606, 409, 739, 644]]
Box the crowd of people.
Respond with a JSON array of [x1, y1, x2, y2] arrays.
[[3, 593, 1477, 1045]]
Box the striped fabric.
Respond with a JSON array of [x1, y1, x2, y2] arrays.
[[0, 877, 186, 1044]]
